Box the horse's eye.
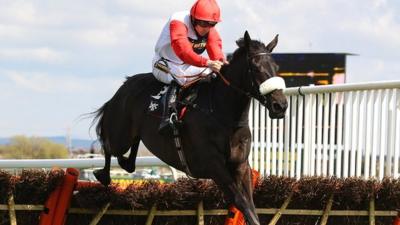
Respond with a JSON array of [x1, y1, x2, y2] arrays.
[[250, 64, 259, 71], [252, 67, 262, 73]]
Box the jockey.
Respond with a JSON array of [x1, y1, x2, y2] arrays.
[[152, 0, 226, 134]]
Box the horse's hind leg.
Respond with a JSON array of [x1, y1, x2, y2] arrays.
[[93, 151, 111, 186], [117, 137, 140, 173]]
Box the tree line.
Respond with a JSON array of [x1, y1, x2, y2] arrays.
[[0, 135, 69, 159]]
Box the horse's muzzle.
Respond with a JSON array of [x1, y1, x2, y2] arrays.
[[266, 89, 288, 119]]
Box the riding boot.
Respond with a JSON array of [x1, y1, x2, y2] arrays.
[[158, 81, 179, 135]]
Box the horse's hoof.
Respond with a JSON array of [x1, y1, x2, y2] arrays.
[[244, 209, 260, 225], [117, 157, 136, 173], [93, 169, 111, 186], [245, 219, 260, 225]]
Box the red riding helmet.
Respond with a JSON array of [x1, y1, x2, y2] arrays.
[[190, 0, 221, 22]]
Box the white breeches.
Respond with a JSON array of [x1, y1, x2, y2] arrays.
[[152, 56, 212, 86]]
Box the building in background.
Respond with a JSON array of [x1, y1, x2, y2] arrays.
[[272, 53, 353, 87]]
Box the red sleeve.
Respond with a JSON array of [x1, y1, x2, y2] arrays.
[[206, 28, 224, 61], [170, 20, 208, 67]]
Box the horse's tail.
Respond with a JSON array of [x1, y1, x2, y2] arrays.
[[91, 73, 154, 153], [90, 102, 110, 153]]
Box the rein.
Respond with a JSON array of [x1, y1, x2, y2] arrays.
[[215, 52, 271, 99], [215, 71, 253, 98]]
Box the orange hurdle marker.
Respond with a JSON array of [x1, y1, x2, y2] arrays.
[[39, 169, 64, 225], [52, 168, 80, 225], [393, 211, 400, 225], [225, 169, 260, 225]]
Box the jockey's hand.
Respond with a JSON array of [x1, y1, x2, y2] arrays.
[[207, 60, 224, 73]]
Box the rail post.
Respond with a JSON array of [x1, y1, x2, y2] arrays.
[[7, 193, 17, 225]]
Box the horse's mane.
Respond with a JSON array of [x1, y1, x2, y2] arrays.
[[227, 38, 267, 62]]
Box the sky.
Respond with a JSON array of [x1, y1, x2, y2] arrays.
[[0, 0, 399, 139]]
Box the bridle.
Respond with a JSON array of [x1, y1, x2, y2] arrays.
[[215, 51, 273, 105]]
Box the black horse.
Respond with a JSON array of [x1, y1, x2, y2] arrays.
[[92, 31, 287, 225]]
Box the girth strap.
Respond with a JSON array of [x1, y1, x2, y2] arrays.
[[170, 117, 193, 177]]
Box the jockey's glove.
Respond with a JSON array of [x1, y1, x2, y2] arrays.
[[207, 60, 224, 73]]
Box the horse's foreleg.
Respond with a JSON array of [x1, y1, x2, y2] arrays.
[[93, 152, 111, 186], [226, 127, 258, 225], [117, 137, 140, 173], [212, 163, 260, 225], [225, 182, 260, 225], [237, 162, 257, 217]]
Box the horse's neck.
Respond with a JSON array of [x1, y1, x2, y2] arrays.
[[212, 62, 251, 128]]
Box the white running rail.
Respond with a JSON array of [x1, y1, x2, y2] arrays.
[[249, 80, 400, 180], [0, 157, 166, 169], [0, 156, 181, 180]]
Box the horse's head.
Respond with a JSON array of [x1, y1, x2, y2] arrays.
[[231, 31, 288, 119]]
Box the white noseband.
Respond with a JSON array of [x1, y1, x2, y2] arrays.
[[259, 77, 286, 95]]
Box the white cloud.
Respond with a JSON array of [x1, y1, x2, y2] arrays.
[[0, 24, 26, 39], [78, 22, 134, 47], [0, 47, 66, 63], [113, 0, 192, 15], [80, 29, 121, 47], [0, 1, 37, 25], [348, 57, 400, 82], [3, 70, 123, 94]]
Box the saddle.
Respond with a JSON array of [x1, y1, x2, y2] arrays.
[[147, 83, 199, 121]]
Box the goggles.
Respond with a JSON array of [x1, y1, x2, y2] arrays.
[[195, 20, 217, 28]]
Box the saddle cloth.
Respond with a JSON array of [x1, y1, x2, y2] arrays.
[[147, 84, 198, 119], [147, 85, 169, 118]]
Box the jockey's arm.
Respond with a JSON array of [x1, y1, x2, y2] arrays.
[[170, 20, 208, 67], [206, 28, 225, 62]]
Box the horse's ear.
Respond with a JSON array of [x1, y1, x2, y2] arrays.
[[235, 31, 252, 49], [244, 31, 251, 50], [266, 34, 279, 52]]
